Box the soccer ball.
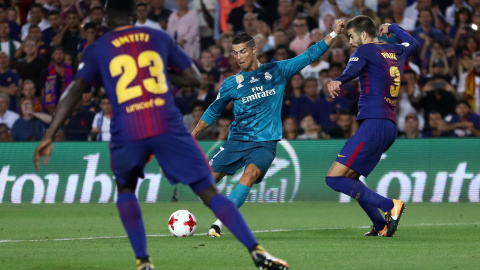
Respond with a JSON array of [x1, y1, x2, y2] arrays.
[[168, 210, 197, 237]]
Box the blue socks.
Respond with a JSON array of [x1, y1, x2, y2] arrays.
[[210, 194, 258, 250], [228, 183, 251, 208], [116, 193, 148, 258], [325, 176, 394, 213], [358, 201, 387, 231]]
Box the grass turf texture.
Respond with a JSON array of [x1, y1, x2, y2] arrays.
[[0, 202, 479, 270]]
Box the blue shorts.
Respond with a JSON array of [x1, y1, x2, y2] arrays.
[[209, 140, 277, 183], [336, 119, 397, 177], [110, 133, 214, 193]]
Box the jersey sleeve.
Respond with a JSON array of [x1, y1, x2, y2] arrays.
[[166, 33, 193, 72], [335, 46, 367, 85], [276, 39, 330, 80], [201, 80, 234, 125], [389, 23, 419, 58], [75, 44, 100, 84]]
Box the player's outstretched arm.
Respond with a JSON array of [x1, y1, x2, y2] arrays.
[[33, 79, 90, 170], [169, 63, 201, 87], [191, 119, 210, 138], [379, 23, 419, 54]]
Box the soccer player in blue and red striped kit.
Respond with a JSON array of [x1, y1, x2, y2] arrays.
[[33, 1, 288, 269], [326, 16, 419, 237]]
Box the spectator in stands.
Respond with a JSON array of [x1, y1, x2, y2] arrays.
[[21, 4, 50, 40], [289, 16, 312, 56], [0, 52, 19, 112], [0, 92, 18, 128], [16, 25, 50, 60], [91, 95, 111, 141], [242, 12, 257, 36], [318, 77, 350, 133], [10, 97, 51, 141], [64, 101, 94, 141], [329, 47, 346, 68], [300, 44, 329, 85], [376, 0, 392, 20], [212, 116, 231, 141], [166, 0, 200, 60], [148, 0, 172, 30], [423, 110, 451, 137], [42, 10, 62, 52], [255, 20, 273, 52], [3, 6, 21, 41], [80, 88, 100, 113], [273, 0, 296, 40], [445, 0, 473, 27], [20, 80, 42, 112], [195, 70, 217, 108], [282, 73, 304, 120], [282, 116, 298, 140], [227, 0, 267, 34], [297, 114, 321, 140], [440, 100, 480, 137], [326, 111, 354, 139], [413, 9, 445, 50], [290, 77, 321, 123], [310, 28, 324, 43], [0, 20, 19, 60], [17, 38, 48, 93], [458, 51, 480, 114], [135, 2, 161, 30], [53, 10, 82, 60], [199, 49, 220, 86], [87, 7, 109, 38], [59, 0, 84, 23], [448, 7, 473, 42], [267, 29, 296, 61], [41, 47, 74, 115], [193, 0, 216, 50], [399, 112, 423, 138], [271, 45, 291, 62], [77, 22, 96, 55], [397, 70, 425, 134], [0, 122, 11, 141], [183, 100, 211, 140], [391, 0, 415, 32]]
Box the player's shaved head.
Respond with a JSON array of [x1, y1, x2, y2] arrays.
[[346, 15, 377, 38], [105, 0, 135, 29]]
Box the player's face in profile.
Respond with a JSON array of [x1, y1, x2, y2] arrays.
[[232, 43, 257, 71], [347, 28, 362, 48]]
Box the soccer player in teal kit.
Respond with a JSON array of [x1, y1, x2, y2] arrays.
[[33, 1, 289, 269], [326, 16, 419, 237], [192, 20, 346, 237]]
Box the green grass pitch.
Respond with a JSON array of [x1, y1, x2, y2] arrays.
[[1, 202, 479, 269]]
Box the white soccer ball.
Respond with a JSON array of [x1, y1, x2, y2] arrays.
[[168, 210, 197, 237]]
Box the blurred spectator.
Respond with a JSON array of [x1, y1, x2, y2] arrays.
[[174, 86, 197, 115], [227, 0, 267, 34], [91, 95, 111, 141], [0, 52, 19, 112], [329, 48, 346, 68], [282, 73, 304, 119], [242, 12, 257, 36], [17, 38, 49, 93], [267, 29, 296, 60], [195, 70, 217, 107], [397, 70, 425, 133], [10, 97, 51, 141], [64, 101, 95, 141], [376, 0, 392, 21], [0, 92, 18, 128], [297, 114, 321, 140], [77, 22, 96, 55], [41, 47, 74, 115], [42, 10, 62, 52], [183, 100, 211, 140], [255, 20, 273, 52], [317, 77, 350, 132], [3, 6, 21, 41], [87, 7, 109, 39], [422, 110, 451, 137], [135, 2, 162, 30], [166, 0, 200, 60], [21, 4, 50, 40], [445, 0, 473, 27], [59, 0, 84, 23], [0, 20, 20, 60], [300, 47, 329, 85], [289, 77, 321, 123], [391, 0, 415, 32], [0, 122, 11, 141], [148, 0, 172, 30], [212, 116, 231, 141], [289, 16, 312, 55], [199, 49, 220, 85], [80, 88, 100, 113], [19, 80, 42, 112], [53, 10, 82, 60], [448, 7, 473, 41], [310, 28, 324, 43], [282, 116, 298, 140], [271, 45, 291, 62], [253, 33, 267, 55], [398, 113, 423, 138], [326, 111, 354, 139], [413, 9, 445, 51], [16, 25, 51, 60], [409, 80, 457, 124], [458, 51, 480, 114], [273, 0, 296, 40], [440, 100, 480, 137], [193, 0, 216, 50]]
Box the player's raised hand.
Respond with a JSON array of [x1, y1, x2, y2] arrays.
[[33, 138, 53, 170], [327, 81, 342, 98], [379, 23, 391, 37], [334, 19, 346, 34]]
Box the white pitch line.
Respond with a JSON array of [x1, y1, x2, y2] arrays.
[[0, 222, 478, 244]]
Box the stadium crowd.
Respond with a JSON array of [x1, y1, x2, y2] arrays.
[[0, 0, 479, 142]]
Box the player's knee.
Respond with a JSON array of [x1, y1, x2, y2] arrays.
[[240, 171, 258, 187], [325, 176, 341, 192]]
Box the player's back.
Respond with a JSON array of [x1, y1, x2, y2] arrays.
[[354, 42, 409, 123], [80, 27, 191, 143]]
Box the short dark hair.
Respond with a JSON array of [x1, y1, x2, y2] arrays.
[[457, 99, 471, 109], [31, 3, 43, 11], [136, 2, 148, 9], [47, 10, 60, 18], [232, 32, 255, 48], [106, 0, 135, 17], [90, 6, 103, 15], [346, 15, 377, 38], [190, 100, 207, 111], [304, 77, 318, 86], [404, 69, 417, 78], [83, 22, 97, 30]]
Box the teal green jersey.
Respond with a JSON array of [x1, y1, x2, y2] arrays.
[[202, 40, 330, 141]]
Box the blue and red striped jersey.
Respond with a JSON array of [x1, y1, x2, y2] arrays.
[[335, 24, 419, 123], [75, 26, 192, 143]]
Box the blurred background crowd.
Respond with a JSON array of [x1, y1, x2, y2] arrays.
[[0, 0, 479, 142]]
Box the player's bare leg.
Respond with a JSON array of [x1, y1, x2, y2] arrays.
[[198, 185, 289, 270], [209, 164, 261, 237], [213, 172, 227, 183], [325, 162, 404, 237]]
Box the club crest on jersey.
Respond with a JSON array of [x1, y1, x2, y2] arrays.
[[265, 72, 272, 80], [249, 77, 259, 83], [235, 74, 244, 84]]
